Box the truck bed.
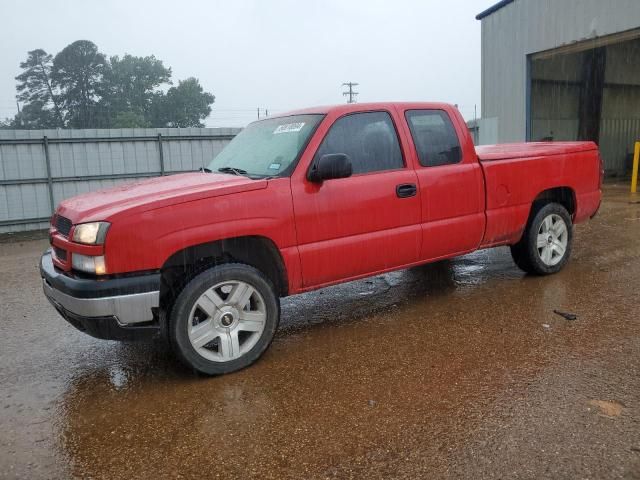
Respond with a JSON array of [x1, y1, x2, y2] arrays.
[[477, 141, 601, 248], [476, 141, 597, 162]]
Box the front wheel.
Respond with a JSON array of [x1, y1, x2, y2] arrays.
[[169, 263, 280, 375], [510, 202, 573, 275]]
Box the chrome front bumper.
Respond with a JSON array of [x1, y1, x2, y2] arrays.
[[42, 278, 159, 325], [40, 251, 162, 340]]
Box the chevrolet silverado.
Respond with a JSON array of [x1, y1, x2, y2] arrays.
[[41, 102, 603, 374]]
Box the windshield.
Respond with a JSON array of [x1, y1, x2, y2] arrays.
[[207, 114, 324, 178]]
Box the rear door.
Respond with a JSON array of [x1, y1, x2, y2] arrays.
[[291, 110, 421, 287], [402, 108, 485, 260]]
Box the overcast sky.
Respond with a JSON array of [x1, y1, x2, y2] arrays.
[[0, 0, 496, 126]]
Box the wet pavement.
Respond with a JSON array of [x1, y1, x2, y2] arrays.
[[1, 184, 639, 479]]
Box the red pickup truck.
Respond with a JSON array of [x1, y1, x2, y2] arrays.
[[41, 102, 602, 374]]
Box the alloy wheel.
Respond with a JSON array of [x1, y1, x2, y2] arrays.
[[187, 280, 267, 362]]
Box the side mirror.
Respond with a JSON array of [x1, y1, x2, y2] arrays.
[[307, 153, 353, 182]]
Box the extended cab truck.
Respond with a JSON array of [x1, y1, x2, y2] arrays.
[[40, 103, 603, 375]]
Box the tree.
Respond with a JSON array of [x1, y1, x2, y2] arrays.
[[12, 41, 215, 129], [0, 118, 18, 129], [103, 54, 171, 125], [153, 78, 215, 128], [18, 100, 61, 128], [15, 49, 63, 128], [111, 111, 150, 128], [52, 40, 108, 128]]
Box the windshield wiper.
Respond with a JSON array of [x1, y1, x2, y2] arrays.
[[198, 167, 212, 173], [218, 166, 248, 176]]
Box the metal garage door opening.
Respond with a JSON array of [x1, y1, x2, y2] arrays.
[[529, 28, 640, 175]]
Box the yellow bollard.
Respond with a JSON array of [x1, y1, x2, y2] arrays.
[[632, 141, 640, 194]]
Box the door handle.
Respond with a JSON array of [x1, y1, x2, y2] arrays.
[[396, 183, 417, 198]]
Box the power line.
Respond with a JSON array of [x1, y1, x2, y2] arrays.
[[342, 82, 359, 103]]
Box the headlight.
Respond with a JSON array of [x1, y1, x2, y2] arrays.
[[72, 222, 110, 245], [72, 254, 107, 275]]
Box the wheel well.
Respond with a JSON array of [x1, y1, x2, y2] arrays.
[[160, 236, 288, 312], [531, 187, 576, 218]]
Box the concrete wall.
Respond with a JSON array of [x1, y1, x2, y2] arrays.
[[480, 0, 640, 142], [0, 127, 240, 233]]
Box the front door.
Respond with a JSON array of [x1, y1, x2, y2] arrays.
[[292, 110, 422, 287]]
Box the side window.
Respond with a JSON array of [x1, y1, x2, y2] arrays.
[[405, 110, 462, 167], [314, 111, 404, 175]]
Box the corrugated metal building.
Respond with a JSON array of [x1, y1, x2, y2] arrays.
[[478, 0, 640, 174]]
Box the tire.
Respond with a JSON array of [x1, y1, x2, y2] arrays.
[[510, 202, 573, 275], [169, 263, 280, 375]]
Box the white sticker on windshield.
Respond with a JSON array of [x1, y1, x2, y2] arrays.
[[273, 122, 305, 134], [269, 163, 281, 170]]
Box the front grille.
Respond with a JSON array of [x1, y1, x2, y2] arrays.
[[53, 246, 67, 262], [55, 215, 72, 237]]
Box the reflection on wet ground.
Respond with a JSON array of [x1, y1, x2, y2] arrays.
[[1, 185, 639, 479]]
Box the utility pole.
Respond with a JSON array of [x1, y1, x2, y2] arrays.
[[342, 82, 359, 103], [257, 107, 260, 119]]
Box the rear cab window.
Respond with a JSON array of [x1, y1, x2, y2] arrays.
[[405, 110, 462, 167], [314, 111, 404, 175]]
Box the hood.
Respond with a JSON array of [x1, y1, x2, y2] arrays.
[[57, 172, 268, 223]]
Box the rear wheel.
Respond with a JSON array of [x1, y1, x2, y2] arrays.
[[169, 263, 279, 375], [510, 202, 573, 275]]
